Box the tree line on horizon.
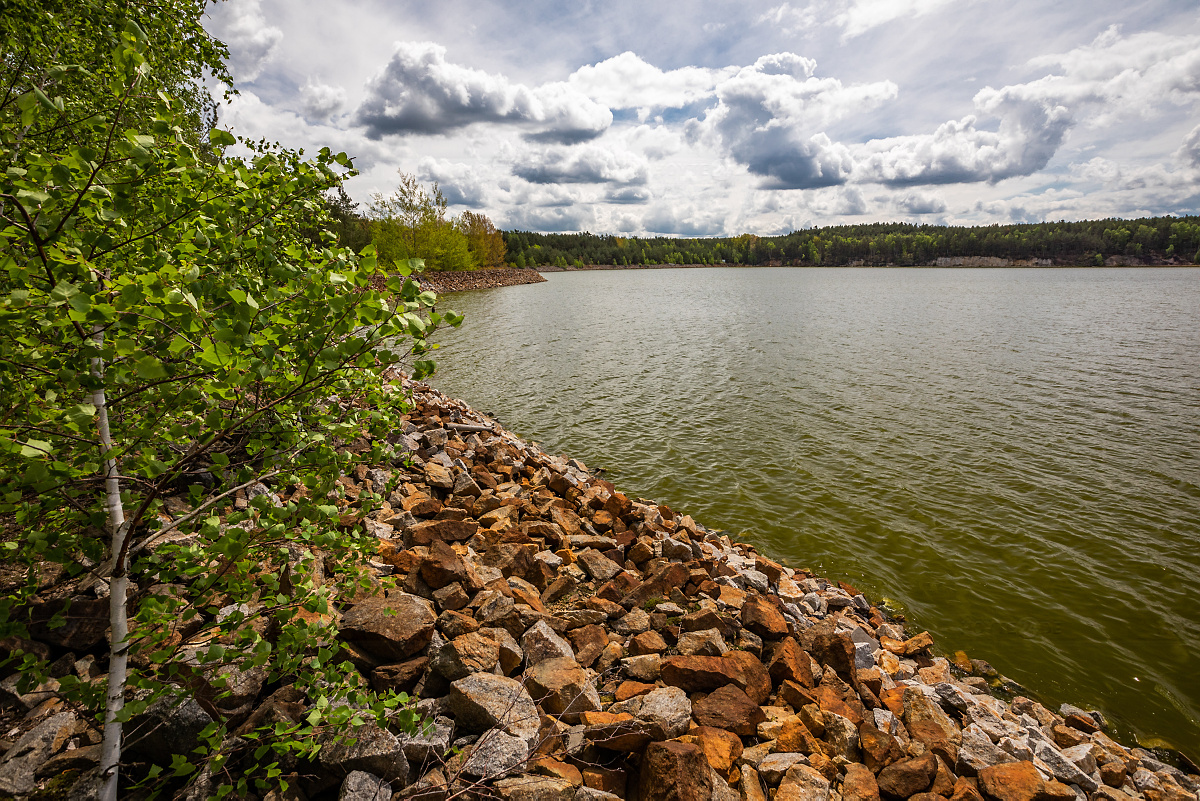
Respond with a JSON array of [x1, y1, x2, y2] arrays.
[[499, 216, 1200, 268]]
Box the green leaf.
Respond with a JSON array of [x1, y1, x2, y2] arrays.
[[134, 357, 169, 380], [20, 440, 52, 458], [209, 129, 236, 147], [65, 404, 97, 425]]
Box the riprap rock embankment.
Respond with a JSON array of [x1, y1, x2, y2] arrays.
[[1, 379, 1195, 801]]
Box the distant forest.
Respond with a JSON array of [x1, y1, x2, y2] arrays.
[[500, 216, 1200, 268]]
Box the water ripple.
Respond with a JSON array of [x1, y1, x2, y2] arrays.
[[431, 267, 1200, 758]]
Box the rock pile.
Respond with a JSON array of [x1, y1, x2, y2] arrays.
[[1, 379, 1196, 801], [417, 268, 547, 293]]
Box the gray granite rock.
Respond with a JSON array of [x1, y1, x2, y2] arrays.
[[0, 711, 75, 796], [339, 770, 393, 801]]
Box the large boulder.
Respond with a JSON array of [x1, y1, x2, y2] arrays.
[[461, 731, 530, 779], [691, 684, 765, 736], [877, 753, 937, 800], [493, 775, 578, 801], [660, 655, 740, 693], [775, 764, 831, 801], [769, 638, 816, 689], [523, 658, 602, 722], [977, 761, 1059, 801], [339, 592, 436, 661], [610, 685, 692, 740], [842, 763, 881, 801], [339, 770, 393, 801], [0, 711, 75, 796], [741, 596, 789, 640], [637, 740, 714, 801], [448, 673, 541, 745], [522, 620, 575, 666], [318, 722, 410, 786], [431, 632, 501, 681]]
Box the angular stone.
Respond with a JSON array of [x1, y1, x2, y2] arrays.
[[621, 562, 691, 609], [822, 712, 860, 762], [482, 626, 525, 675], [742, 766, 769, 801], [449, 673, 540, 744], [524, 657, 602, 722], [977, 761, 1051, 801], [577, 549, 623, 582], [904, 687, 962, 764], [692, 684, 767, 736], [723, 650, 773, 706], [370, 657, 428, 694], [677, 726, 743, 779], [523, 619, 576, 666], [438, 609, 480, 639], [615, 681, 656, 701], [0, 711, 74, 796], [776, 764, 831, 801], [678, 628, 728, 656], [759, 753, 811, 785], [126, 695, 214, 766], [406, 519, 481, 546], [877, 753, 938, 800], [769, 638, 816, 689], [742, 596, 789, 640], [462, 730, 530, 779], [956, 724, 1017, 778], [629, 630, 669, 656], [339, 592, 437, 661], [638, 740, 714, 801], [843, 763, 882, 801], [426, 461, 455, 489], [319, 722, 410, 786], [776, 717, 824, 755], [622, 654, 661, 682], [432, 631, 501, 681], [493, 775, 578, 801], [339, 770, 393, 801], [1032, 741, 1099, 792], [569, 624, 610, 667], [421, 540, 481, 591], [399, 715, 455, 764], [612, 685, 692, 740], [660, 655, 740, 693]]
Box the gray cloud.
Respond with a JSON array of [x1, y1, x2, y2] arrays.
[[299, 80, 346, 121], [692, 54, 896, 189], [514, 145, 649, 185], [643, 206, 726, 236], [205, 0, 282, 83], [355, 42, 612, 141], [895, 191, 948, 214], [606, 186, 653, 204], [1180, 124, 1200, 169]]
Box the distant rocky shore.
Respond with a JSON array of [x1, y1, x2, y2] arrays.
[[1, 379, 1196, 800], [418, 268, 548, 293]]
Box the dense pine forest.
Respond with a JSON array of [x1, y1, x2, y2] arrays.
[[497, 216, 1200, 268]]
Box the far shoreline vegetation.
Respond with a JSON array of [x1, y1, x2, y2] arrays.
[[330, 178, 1200, 271]]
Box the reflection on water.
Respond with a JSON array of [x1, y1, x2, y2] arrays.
[[429, 267, 1200, 759]]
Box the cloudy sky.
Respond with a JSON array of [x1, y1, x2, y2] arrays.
[[205, 0, 1200, 235]]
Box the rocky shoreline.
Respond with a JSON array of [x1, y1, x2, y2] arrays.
[[418, 269, 548, 293], [1, 379, 1196, 801]]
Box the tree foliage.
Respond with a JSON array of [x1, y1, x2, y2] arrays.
[[367, 172, 505, 271], [0, 13, 459, 800], [458, 210, 507, 268], [501, 217, 1200, 268]]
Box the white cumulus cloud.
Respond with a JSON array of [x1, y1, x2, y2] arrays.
[[205, 0, 282, 82], [354, 42, 612, 143]]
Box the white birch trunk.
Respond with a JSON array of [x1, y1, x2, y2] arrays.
[[92, 326, 129, 801]]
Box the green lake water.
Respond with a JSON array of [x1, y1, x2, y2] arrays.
[[427, 267, 1200, 759]]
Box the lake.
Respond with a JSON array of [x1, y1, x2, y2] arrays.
[[427, 267, 1200, 759]]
